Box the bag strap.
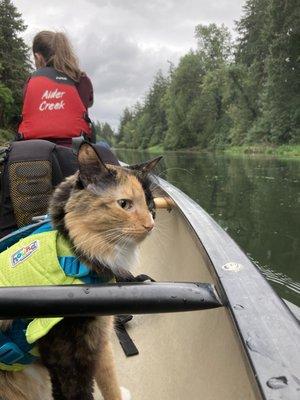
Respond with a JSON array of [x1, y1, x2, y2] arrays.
[[58, 256, 104, 284], [0, 320, 38, 367], [0, 145, 10, 209], [0, 218, 51, 253]]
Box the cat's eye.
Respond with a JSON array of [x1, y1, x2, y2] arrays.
[[117, 199, 133, 210]]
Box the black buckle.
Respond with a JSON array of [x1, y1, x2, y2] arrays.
[[72, 136, 86, 155], [15, 132, 23, 141], [83, 111, 91, 124]]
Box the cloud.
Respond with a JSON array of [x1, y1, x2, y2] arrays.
[[84, 33, 181, 126], [14, 0, 244, 129]]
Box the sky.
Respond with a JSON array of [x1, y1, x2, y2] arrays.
[[14, 0, 245, 130]]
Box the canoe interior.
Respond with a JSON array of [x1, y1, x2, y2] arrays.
[[94, 208, 261, 400]]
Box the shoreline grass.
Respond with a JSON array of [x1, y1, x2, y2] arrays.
[[115, 144, 300, 158], [222, 144, 300, 158]]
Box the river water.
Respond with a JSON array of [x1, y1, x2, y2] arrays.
[[116, 149, 300, 306]]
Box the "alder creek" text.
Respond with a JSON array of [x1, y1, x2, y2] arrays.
[[39, 89, 65, 111]]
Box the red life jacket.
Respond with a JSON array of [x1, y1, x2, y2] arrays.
[[18, 67, 92, 140]]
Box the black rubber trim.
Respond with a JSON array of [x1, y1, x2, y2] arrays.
[[32, 67, 75, 85], [0, 282, 222, 319]]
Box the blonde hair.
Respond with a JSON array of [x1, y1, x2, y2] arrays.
[[33, 31, 82, 82]]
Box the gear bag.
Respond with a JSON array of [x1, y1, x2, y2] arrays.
[[0, 140, 78, 237], [0, 139, 120, 238]]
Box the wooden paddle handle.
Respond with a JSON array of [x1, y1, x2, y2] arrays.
[[154, 197, 174, 210]]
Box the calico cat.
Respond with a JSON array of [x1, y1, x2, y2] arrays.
[[0, 142, 161, 400]]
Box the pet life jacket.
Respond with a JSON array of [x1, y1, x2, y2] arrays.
[[0, 220, 110, 371], [18, 67, 92, 140]]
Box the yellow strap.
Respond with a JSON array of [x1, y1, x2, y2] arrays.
[[26, 317, 64, 344], [0, 362, 26, 372]]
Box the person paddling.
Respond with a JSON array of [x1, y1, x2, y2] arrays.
[[18, 30, 94, 146]]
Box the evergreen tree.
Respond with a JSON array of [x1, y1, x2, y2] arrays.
[[0, 0, 31, 128], [194, 24, 233, 147], [139, 71, 169, 148], [197, 67, 232, 147], [164, 51, 203, 149], [0, 80, 13, 127], [117, 72, 169, 149], [227, 63, 259, 144], [236, 0, 271, 71], [94, 121, 116, 145], [117, 107, 133, 146], [230, 0, 271, 143], [195, 23, 232, 68], [259, 0, 300, 143]]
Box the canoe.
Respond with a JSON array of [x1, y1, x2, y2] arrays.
[[0, 176, 299, 399], [93, 176, 299, 400]]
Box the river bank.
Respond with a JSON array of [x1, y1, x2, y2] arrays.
[[223, 144, 300, 158], [1, 129, 299, 158], [119, 144, 300, 158]]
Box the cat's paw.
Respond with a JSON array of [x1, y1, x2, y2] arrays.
[[120, 386, 131, 400]]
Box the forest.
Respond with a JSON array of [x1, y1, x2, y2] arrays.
[[117, 0, 299, 151], [0, 0, 299, 151], [0, 0, 31, 142]]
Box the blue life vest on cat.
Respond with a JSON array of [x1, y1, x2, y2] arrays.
[[0, 219, 107, 371]]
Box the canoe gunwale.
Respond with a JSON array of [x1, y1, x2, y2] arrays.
[[156, 176, 300, 400]]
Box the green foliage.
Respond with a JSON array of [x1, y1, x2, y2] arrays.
[[227, 64, 259, 144], [224, 144, 300, 157], [258, 0, 300, 144], [116, 71, 169, 149], [0, 0, 31, 134], [117, 2, 299, 150], [197, 67, 232, 147], [164, 52, 202, 149], [0, 82, 13, 126], [94, 121, 116, 146], [195, 23, 232, 68], [0, 128, 14, 144], [147, 144, 164, 154], [118, 107, 133, 143]]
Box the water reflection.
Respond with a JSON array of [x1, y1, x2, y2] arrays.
[[116, 149, 300, 306]]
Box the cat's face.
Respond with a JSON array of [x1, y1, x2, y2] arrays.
[[51, 143, 161, 271]]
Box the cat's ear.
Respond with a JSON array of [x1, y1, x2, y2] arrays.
[[129, 156, 163, 175], [77, 142, 112, 186]]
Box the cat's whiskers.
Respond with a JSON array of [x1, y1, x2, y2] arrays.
[[73, 228, 122, 249], [87, 231, 132, 264], [73, 233, 118, 261], [116, 235, 133, 257], [105, 233, 139, 272]]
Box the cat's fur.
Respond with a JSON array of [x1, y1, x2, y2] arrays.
[[0, 143, 161, 400]]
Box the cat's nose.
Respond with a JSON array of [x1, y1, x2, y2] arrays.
[[143, 222, 154, 232]]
